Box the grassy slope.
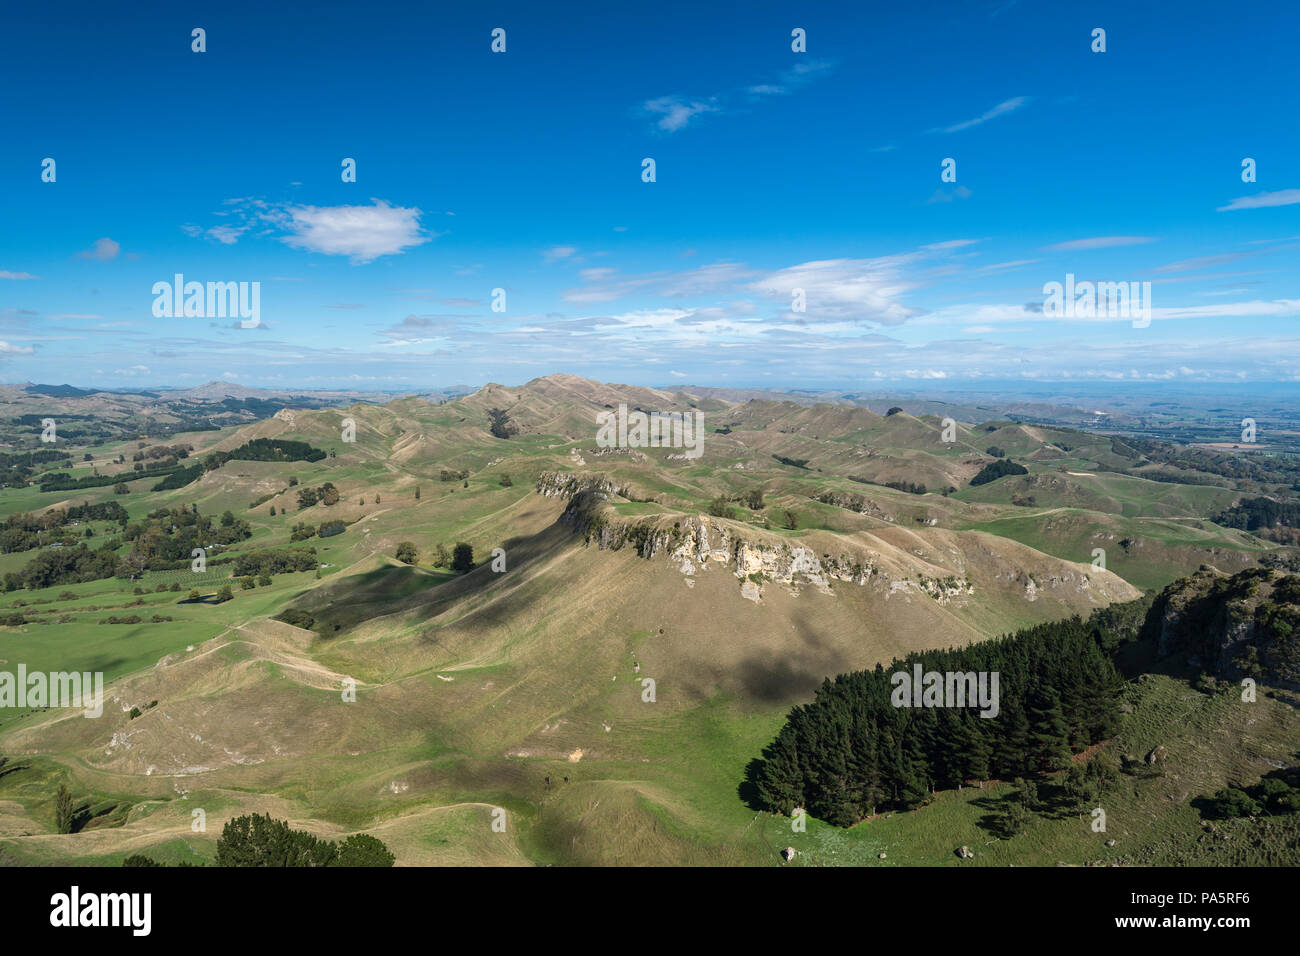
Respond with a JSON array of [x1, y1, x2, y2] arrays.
[[1, 382, 1294, 865]]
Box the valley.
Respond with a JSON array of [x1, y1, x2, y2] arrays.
[[1, 374, 1298, 867]]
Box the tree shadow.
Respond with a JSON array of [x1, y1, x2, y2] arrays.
[[737, 757, 767, 812]]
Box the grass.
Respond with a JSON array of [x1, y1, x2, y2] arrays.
[[2, 393, 1297, 866]]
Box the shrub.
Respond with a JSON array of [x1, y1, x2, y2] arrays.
[[216, 813, 394, 867], [970, 459, 1028, 486], [395, 542, 418, 565], [275, 609, 316, 631], [1208, 787, 1261, 819], [451, 542, 474, 573], [55, 784, 75, 834]]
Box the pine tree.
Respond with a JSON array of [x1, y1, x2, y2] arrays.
[[1026, 682, 1072, 773], [55, 783, 75, 834], [994, 701, 1031, 778], [754, 729, 803, 814]]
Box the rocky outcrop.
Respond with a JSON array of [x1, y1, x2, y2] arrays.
[[559, 490, 877, 597], [1146, 566, 1300, 688], [540, 474, 1137, 614], [589, 447, 647, 462], [536, 471, 631, 500]]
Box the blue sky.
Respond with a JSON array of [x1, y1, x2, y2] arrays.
[[2, 0, 1298, 391]]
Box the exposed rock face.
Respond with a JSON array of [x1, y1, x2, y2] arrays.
[[558, 489, 878, 598], [589, 446, 647, 461], [1146, 566, 1300, 688], [537, 472, 1134, 611], [536, 471, 631, 500]]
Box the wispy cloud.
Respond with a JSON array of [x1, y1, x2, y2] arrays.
[[564, 262, 758, 304], [643, 96, 719, 133], [0, 270, 40, 280], [642, 60, 835, 133], [931, 96, 1029, 133], [926, 185, 973, 203], [1217, 188, 1300, 212], [976, 258, 1041, 272], [1042, 236, 1157, 252], [746, 59, 835, 98], [543, 245, 578, 263], [1154, 251, 1254, 273], [750, 256, 924, 325]]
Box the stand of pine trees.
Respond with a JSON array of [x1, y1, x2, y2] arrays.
[[752, 609, 1130, 827]]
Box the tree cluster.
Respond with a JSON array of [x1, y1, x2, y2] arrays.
[[751, 606, 1130, 826]]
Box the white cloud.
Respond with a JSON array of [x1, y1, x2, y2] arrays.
[[207, 225, 245, 244], [279, 200, 431, 263], [1042, 236, 1156, 252], [0, 341, 35, 354], [1217, 189, 1300, 212], [644, 62, 834, 134], [751, 257, 921, 325], [543, 245, 577, 263], [77, 238, 120, 261], [924, 297, 1300, 327], [1154, 252, 1252, 273], [921, 240, 979, 252], [932, 97, 1029, 133], [977, 258, 1041, 272], [926, 186, 972, 203], [643, 96, 719, 132], [0, 270, 40, 280], [564, 262, 757, 304]]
